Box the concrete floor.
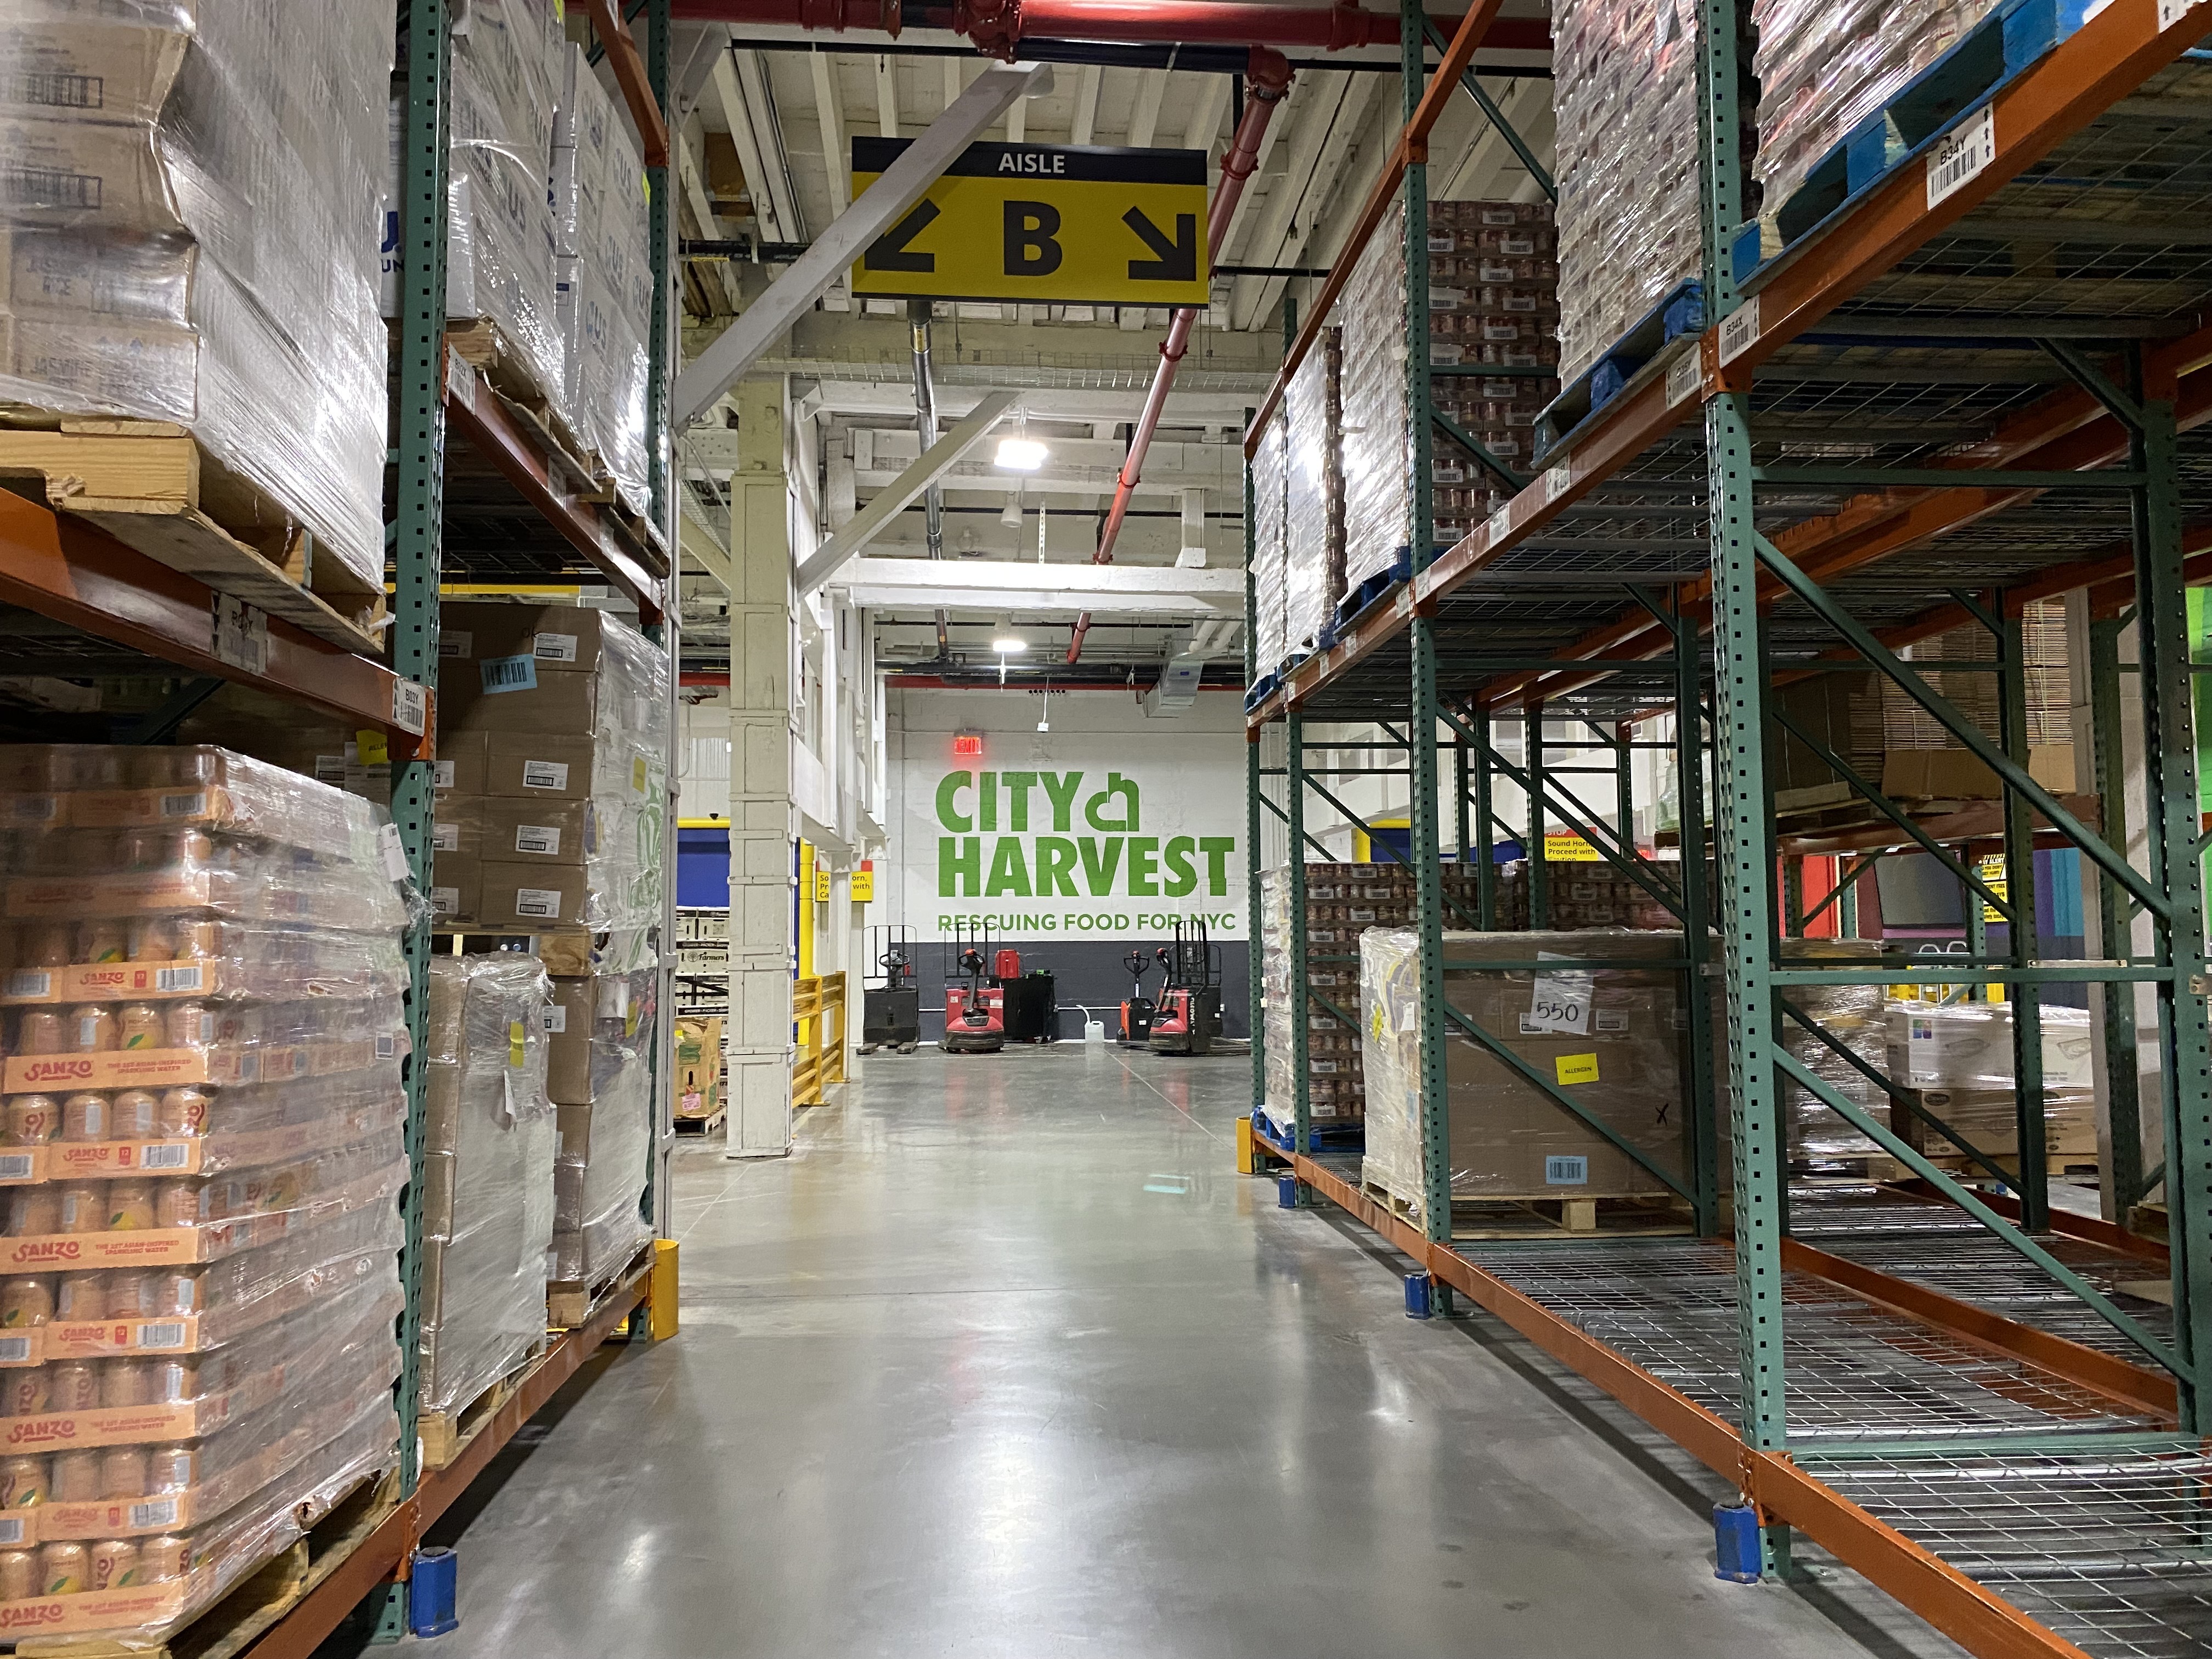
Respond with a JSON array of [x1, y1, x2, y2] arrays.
[[363, 1046, 1965, 1659]]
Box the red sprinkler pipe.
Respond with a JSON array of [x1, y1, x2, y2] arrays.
[[1064, 44, 1290, 664]]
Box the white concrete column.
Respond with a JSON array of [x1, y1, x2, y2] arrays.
[[727, 375, 798, 1159]]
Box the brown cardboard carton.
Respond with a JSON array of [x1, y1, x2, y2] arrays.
[[481, 797, 594, 867], [431, 794, 486, 864], [1880, 746, 2076, 800], [481, 733, 599, 801], [441, 603, 612, 675], [433, 732, 489, 797], [545, 977, 595, 1103], [442, 671, 600, 737], [478, 860, 585, 927], [427, 854, 481, 926], [556, 1101, 596, 1159]]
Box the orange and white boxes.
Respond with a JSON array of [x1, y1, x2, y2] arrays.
[[0, 746, 406, 1638]]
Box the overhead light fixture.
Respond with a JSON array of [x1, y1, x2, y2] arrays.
[[995, 436, 1047, 471], [992, 634, 1028, 654]]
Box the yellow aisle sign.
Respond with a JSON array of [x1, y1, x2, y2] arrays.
[[1543, 831, 1600, 862], [850, 138, 1210, 306]]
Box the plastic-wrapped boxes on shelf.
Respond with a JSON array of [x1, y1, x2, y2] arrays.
[[1777, 940, 1893, 1168], [1340, 199, 1561, 590], [546, 947, 654, 1294], [1251, 410, 1289, 679], [1551, 0, 1702, 380], [1361, 928, 1695, 1228], [0, 746, 406, 1639], [420, 955, 556, 1420], [431, 603, 670, 932], [551, 46, 653, 513], [0, 0, 399, 591], [1494, 861, 1682, 931], [1282, 328, 1341, 659], [1883, 998, 2097, 1166], [384, 0, 567, 413]]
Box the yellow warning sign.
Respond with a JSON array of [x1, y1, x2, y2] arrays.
[[1543, 832, 1600, 863], [850, 138, 1210, 306], [1555, 1052, 1600, 1086], [853, 861, 876, 902]]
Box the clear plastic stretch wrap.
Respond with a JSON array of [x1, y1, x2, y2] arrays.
[[1250, 413, 1288, 675], [1552, 0, 1702, 380], [1362, 928, 1692, 1227], [549, 959, 654, 1288], [0, 0, 398, 592], [1282, 329, 1339, 657], [1753, 0, 1996, 219], [1883, 998, 2096, 1157], [0, 746, 403, 1637], [385, 0, 566, 408], [1776, 938, 1891, 1165], [433, 603, 671, 932], [421, 955, 555, 1418], [1338, 196, 1412, 594], [551, 47, 652, 512]]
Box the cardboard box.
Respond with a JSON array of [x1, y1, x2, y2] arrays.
[[441, 603, 614, 676], [545, 977, 595, 1103], [431, 794, 486, 861], [433, 732, 489, 797], [0, 22, 190, 128], [428, 852, 482, 926], [1893, 1087, 2099, 1159], [442, 670, 601, 737], [478, 860, 585, 927], [481, 734, 601, 801], [1880, 745, 2076, 800], [481, 796, 595, 866]]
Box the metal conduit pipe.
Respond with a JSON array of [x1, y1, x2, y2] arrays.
[[668, 1, 1551, 57], [1063, 44, 1290, 665], [907, 298, 953, 656]]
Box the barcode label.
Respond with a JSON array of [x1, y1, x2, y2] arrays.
[[439, 630, 473, 659], [7, 795, 57, 823], [481, 654, 538, 694], [1666, 348, 1702, 408], [1543, 466, 1573, 503], [1718, 296, 1761, 364], [153, 964, 204, 992], [1545, 1155, 1589, 1186], [1, 165, 100, 208], [211, 594, 268, 675], [3, 71, 99, 110], [1926, 104, 1996, 208], [392, 680, 427, 735], [430, 887, 459, 916], [432, 759, 456, 789], [1485, 504, 1513, 547], [522, 760, 569, 791], [160, 792, 208, 819], [0, 1156, 31, 1181], [533, 632, 579, 662], [1595, 1009, 1630, 1034], [4, 971, 50, 997], [142, 1144, 191, 1170], [515, 825, 562, 855], [0, 1337, 29, 1363], [129, 1499, 180, 1528], [432, 822, 460, 853], [543, 1004, 567, 1034], [379, 823, 409, 881], [136, 1323, 187, 1350], [0, 1516, 22, 1546], [515, 887, 563, 918], [376, 1033, 398, 1059]]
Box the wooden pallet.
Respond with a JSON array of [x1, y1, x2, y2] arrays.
[[0, 417, 388, 654], [674, 1108, 726, 1136], [1361, 1179, 1694, 1239], [420, 1342, 550, 1472], [548, 1238, 655, 1331]]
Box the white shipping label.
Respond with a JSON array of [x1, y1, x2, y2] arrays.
[[515, 824, 562, 855], [1527, 952, 1595, 1035], [543, 1003, 567, 1034], [439, 631, 473, 659], [1545, 1155, 1590, 1186], [211, 595, 268, 675], [391, 679, 427, 736], [515, 887, 564, 919], [378, 823, 409, 881], [1718, 295, 1761, 365], [521, 760, 571, 791], [534, 631, 580, 662], [1666, 348, 1702, 408], [1543, 465, 1573, 503], [1926, 104, 1996, 208], [432, 821, 460, 853], [430, 887, 460, 916], [432, 759, 456, 789]]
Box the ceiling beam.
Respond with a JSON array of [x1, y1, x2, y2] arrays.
[[1127, 68, 1167, 146], [795, 392, 1021, 593], [811, 54, 850, 216], [833, 556, 1245, 617], [1231, 72, 1374, 330], [873, 51, 899, 137], [1070, 62, 1103, 145]]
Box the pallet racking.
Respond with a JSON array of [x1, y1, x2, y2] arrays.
[[0, 3, 678, 1647], [1244, 2, 2212, 1654]]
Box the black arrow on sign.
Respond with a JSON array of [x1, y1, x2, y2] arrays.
[[865, 200, 941, 272], [1123, 208, 1198, 283]]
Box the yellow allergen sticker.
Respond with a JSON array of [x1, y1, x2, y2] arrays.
[[1555, 1052, 1600, 1086], [1370, 1006, 1387, 1042], [509, 1020, 526, 1066], [355, 729, 391, 766], [633, 755, 648, 794]]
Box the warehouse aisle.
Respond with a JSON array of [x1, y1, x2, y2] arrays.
[[388, 1051, 1960, 1659]]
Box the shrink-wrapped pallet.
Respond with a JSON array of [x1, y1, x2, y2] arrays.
[[0, 744, 407, 1639], [547, 953, 654, 1290], [552, 46, 651, 514], [1882, 998, 2097, 1161], [1552, 0, 1702, 380], [1776, 939, 1892, 1166], [1251, 410, 1289, 676], [1362, 928, 1694, 1227], [1754, 0, 1998, 223], [383, 0, 566, 414], [420, 955, 556, 1418], [0, 0, 398, 591], [1338, 197, 1413, 596], [1283, 328, 1340, 657]]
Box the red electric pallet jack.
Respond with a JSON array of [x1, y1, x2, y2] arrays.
[[1148, 919, 1222, 1056], [942, 922, 1005, 1054]]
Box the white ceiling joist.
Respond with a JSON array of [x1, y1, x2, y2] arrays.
[[833, 557, 1244, 617]]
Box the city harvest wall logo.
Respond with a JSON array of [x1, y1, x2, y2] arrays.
[[934, 769, 1235, 902]]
